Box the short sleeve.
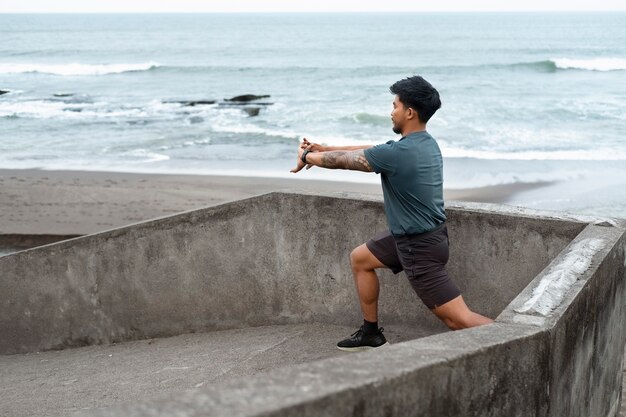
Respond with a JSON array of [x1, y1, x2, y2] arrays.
[[364, 140, 397, 175]]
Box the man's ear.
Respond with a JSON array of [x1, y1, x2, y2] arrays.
[[407, 107, 420, 120]]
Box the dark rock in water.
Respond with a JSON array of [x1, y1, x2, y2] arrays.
[[164, 96, 272, 108], [164, 100, 216, 107], [218, 101, 273, 107], [0, 90, 9, 96], [243, 107, 261, 117], [183, 100, 216, 107], [224, 94, 270, 102], [53, 93, 74, 97]]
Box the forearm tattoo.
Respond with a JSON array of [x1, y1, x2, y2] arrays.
[[320, 150, 373, 172]]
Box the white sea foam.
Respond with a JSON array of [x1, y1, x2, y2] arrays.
[[211, 122, 302, 140], [0, 62, 159, 76], [0, 99, 179, 120], [121, 149, 170, 163], [552, 58, 626, 72], [515, 238, 606, 316], [0, 100, 145, 119], [442, 169, 581, 189], [0, 100, 85, 119], [296, 130, 626, 160], [194, 138, 212, 145], [440, 146, 626, 161]]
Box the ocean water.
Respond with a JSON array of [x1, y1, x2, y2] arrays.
[[1, 13, 625, 217]]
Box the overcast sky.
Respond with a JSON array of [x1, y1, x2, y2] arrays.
[[2, 0, 626, 13]]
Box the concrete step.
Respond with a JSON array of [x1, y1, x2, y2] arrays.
[[0, 322, 434, 417]]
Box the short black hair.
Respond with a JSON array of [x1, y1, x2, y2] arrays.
[[390, 76, 441, 123]]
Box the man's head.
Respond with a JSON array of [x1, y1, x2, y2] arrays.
[[389, 76, 441, 135]]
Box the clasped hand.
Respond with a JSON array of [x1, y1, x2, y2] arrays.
[[290, 138, 323, 173]]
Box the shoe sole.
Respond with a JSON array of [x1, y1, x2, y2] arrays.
[[336, 342, 389, 352]]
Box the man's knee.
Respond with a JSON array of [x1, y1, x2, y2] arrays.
[[350, 245, 373, 272], [433, 296, 474, 330], [441, 315, 469, 330], [349, 246, 365, 269], [438, 309, 490, 330]]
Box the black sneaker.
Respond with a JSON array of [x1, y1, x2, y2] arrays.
[[336, 326, 388, 352]]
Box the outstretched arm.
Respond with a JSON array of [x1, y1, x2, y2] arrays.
[[307, 150, 373, 172], [291, 143, 374, 173]]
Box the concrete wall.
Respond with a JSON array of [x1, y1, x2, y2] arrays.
[[82, 197, 625, 417], [0, 192, 582, 354], [500, 223, 626, 417], [2, 192, 624, 417]]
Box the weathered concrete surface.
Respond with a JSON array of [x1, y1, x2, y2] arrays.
[[0, 323, 427, 417], [1, 192, 624, 417], [82, 323, 550, 417], [0, 192, 583, 354], [500, 222, 626, 417], [547, 226, 626, 417]]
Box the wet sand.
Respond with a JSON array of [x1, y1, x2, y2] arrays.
[[0, 169, 551, 235]]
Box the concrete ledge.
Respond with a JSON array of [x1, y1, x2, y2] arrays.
[[500, 223, 626, 417], [84, 323, 549, 417]]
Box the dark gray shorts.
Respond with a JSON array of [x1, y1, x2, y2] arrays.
[[365, 223, 461, 309]]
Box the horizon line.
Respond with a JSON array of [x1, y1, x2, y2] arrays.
[[2, 10, 626, 14]]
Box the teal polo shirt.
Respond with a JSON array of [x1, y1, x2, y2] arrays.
[[363, 130, 446, 236]]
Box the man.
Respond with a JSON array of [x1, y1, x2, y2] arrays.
[[291, 76, 493, 352]]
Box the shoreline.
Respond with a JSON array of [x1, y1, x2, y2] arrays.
[[0, 168, 552, 235]]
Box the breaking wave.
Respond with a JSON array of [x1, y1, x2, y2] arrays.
[[3, 59, 622, 77], [551, 58, 626, 72], [0, 62, 160, 76], [513, 58, 626, 72], [440, 146, 626, 161]]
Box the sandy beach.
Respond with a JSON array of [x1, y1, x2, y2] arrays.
[[0, 168, 549, 236]]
